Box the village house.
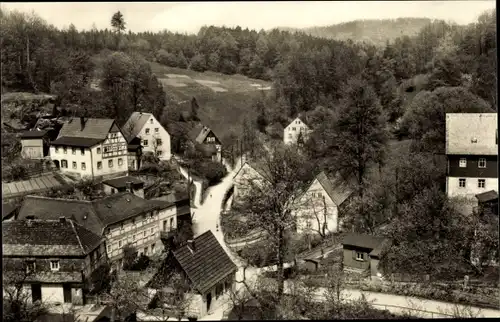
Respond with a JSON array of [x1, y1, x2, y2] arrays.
[[102, 175, 145, 198], [2, 218, 106, 305], [232, 160, 269, 203], [342, 233, 389, 279], [188, 124, 222, 163], [283, 117, 312, 146], [293, 171, 355, 236], [122, 112, 172, 165], [127, 137, 143, 171], [16, 192, 177, 267], [147, 231, 237, 319], [445, 113, 498, 201], [19, 130, 52, 159], [50, 117, 129, 181]]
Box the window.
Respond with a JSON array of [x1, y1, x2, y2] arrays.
[[144, 247, 148, 255], [145, 128, 150, 134], [80, 148, 85, 155], [478, 158, 486, 168], [63, 147, 67, 154], [155, 128, 159, 133], [170, 218, 174, 229], [72, 161, 77, 169], [478, 179, 486, 188], [107, 245, 112, 252], [97, 161, 102, 170], [288, 133, 292, 138], [118, 240, 122, 247], [26, 260, 36, 273], [118, 158, 123, 166], [151, 243, 155, 253], [131, 160, 135, 168], [157, 150, 162, 156], [143, 140, 148, 146], [106, 228, 111, 234], [111, 188, 116, 194], [459, 178, 466, 188], [292, 127, 296, 131], [72, 148, 76, 155], [215, 283, 223, 299], [61, 160, 68, 168], [356, 252, 364, 261], [143, 231, 146, 237], [55, 147, 60, 153], [149, 119, 153, 124], [459, 158, 467, 168], [163, 220, 167, 231], [81, 162, 86, 170], [120, 222, 124, 230], [132, 219, 136, 225], [156, 139, 162, 145], [97, 147, 101, 154], [150, 227, 154, 235], [108, 159, 113, 168], [50, 260, 60, 271]]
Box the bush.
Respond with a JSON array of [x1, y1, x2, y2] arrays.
[[196, 160, 227, 186]]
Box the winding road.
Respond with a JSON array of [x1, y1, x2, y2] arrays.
[[177, 158, 500, 320]]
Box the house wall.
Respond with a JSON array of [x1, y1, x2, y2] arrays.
[[447, 155, 498, 178], [447, 177, 498, 199], [284, 118, 311, 145], [343, 246, 371, 271], [370, 257, 380, 277], [195, 272, 235, 318], [41, 284, 64, 303], [105, 205, 177, 262], [202, 132, 222, 163], [294, 178, 338, 236], [21, 138, 44, 159], [233, 163, 266, 202], [136, 114, 171, 161], [127, 151, 140, 171]]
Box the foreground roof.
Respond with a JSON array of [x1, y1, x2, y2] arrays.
[[342, 233, 387, 252], [51, 137, 103, 147], [102, 176, 145, 189], [57, 117, 117, 140], [2, 219, 103, 256], [476, 190, 498, 203], [172, 230, 237, 294], [19, 130, 48, 139], [122, 112, 153, 143], [18, 193, 174, 235], [188, 124, 218, 144], [446, 113, 497, 155], [312, 171, 356, 206]]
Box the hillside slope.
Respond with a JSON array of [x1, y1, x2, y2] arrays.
[[279, 18, 434, 46]]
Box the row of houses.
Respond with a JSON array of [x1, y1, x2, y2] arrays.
[[19, 112, 224, 181]]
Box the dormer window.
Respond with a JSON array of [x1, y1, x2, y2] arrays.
[[26, 260, 36, 273], [471, 138, 478, 143], [149, 119, 153, 124], [50, 260, 60, 271]]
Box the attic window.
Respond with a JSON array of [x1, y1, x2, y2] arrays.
[[471, 138, 478, 143]]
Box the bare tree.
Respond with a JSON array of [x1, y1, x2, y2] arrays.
[[236, 144, 315, 298], [149, 272, 195, 321]]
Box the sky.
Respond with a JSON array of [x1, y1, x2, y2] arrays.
[[1, 1, 496, 34]]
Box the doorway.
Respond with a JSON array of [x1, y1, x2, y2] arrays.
[[63, 284, 72, 303], [206, 292, 212, 312], [31, 284, 42, 302]]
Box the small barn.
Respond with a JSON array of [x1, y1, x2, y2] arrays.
[[19, 130, 50, 159], [342, 233, 389, 278], [102, 175, 145, 198]]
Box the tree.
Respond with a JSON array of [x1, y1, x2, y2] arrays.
[[148, 271, 194, 321], [334, 77, 389, 195], [235, 145, 314, 298], [189, 53, 207, 72], [111, 11, 126, 49], [190, 97, 200, 121]]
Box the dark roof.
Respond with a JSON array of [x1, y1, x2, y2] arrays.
[[20, 130, 48, 139], [57, 117, 116, 140], [476, 190, 498, 203], [2, 219, 103, 256], [173, 230, 237, 294], [122, 112, 152, 142], [102, 176, 145, 189], [2, 202, 19, 220], [342, 233, 387, 251], [17, 193, 175, 235], [51, 136, 103, 147], [188, 124, 219, 144], [313, 171, 356, 206]]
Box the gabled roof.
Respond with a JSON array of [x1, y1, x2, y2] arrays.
[[233, 160, 270, 182], [172, 230, 237, 294], [57, 117, 116, 140], [17, 193, 174, 235], [122, 112, 153, 143], [446, 113, 497, 155], [19, 130, 48, 139], [51, 137, 103, 148], [2, 219, 103, 256], [285, 117, 310, 130], [310, 171, 355, 206], [342, 233, 387, 254], [476, 190, 498, 203], [102, 176, 145, 189], [188, 124, 219, 144]]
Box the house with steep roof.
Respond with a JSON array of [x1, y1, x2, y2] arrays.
[[17, 192, 177, 266], [283, 117, 312, 146], [445, 113, 498, 200], [50, 116, 129, 180], [342, 233, 389, 278], [232, 160, 270, 203], [147, 230, 237, 318], [188, 124, 222, 162], [2, 218, 106, 305], [122, 112, 172, 168], [293, 171, 355, 236]]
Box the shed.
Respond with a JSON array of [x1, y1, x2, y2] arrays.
[[342, 233, 389, 277], [102, 176, 145, 198]]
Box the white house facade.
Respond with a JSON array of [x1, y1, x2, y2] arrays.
[[284, 117, 311, 145]]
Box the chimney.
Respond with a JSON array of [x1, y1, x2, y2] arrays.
[[80, 116, 85, 130], [59, 216, 66, 223], [187, 240, 195, 252], [126, 181, 133, 193]]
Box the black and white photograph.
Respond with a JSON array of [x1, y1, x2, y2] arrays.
[[1, 1, 498, 321]]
